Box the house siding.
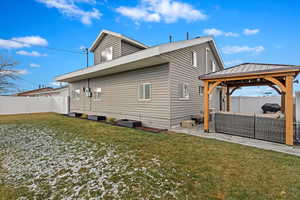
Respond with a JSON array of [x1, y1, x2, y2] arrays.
[[93, 34, 122, 65], [161, 42, 222, 127], [71, 36, 223, 129], [121, 41, 144, 56], [69, 64, 170, 129]]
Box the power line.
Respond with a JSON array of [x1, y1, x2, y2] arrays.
[[1, 37, 91, 69], [2, 37, 85, 55], [36, 45, 84, 55], [18, 77, 40, 88]]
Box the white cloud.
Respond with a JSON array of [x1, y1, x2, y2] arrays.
[[203, 28, 223, 36], [244, 28, 260, 35], [203, 28, 239, 37], [30, 63, 41, 68], [224, 32, 239, 37], [16, 50, 48, 57], [12, 36, 48, 46], [36, 0, 101, 25], [16, 69, 29, 75], [0, 36, 48, 49], [222, 45, 264, 54], [0, 39, 28, 49], [116, 0, 207, 23]]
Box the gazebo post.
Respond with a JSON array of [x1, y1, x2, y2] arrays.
[[204, 81, 209, 132], [226, 86, 230, 111], [285, 75, 294, 145]]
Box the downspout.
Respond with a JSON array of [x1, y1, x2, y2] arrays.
[[87, 78, 92, 112]]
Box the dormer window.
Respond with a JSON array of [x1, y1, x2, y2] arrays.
[[101, 46, 113, 62]]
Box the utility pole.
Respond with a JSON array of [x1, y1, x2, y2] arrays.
[[85, 48, 89, 68], [81, 47, 89, 68]]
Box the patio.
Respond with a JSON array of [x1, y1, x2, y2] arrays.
[[171, 124, 300, 157], [199, 63, 300, 145]]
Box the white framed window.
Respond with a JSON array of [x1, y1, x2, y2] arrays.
[[212, 60, 216, 72], [179, 83, 189, 100], [94, 88, 102, 101], [100, 46, 113, 62], [191, 51, 197, 67], [199, 86, 204, 96], [205, 48, 209, 73], [139, 83, 151, 101], [72, 89, 80, 100]]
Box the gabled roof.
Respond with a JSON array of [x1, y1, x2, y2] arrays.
[[199, 63, 300, 80], [56, 36, 224, 82], [90, 30, 148, 52]]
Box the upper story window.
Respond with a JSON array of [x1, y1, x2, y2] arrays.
[[72, 89, 80, 100], [205, 48, 210, 73], [179, 83, 189, 100], [100, 46, 113, 62], [191, 51, 197, 67], [94, 88, 102, 101], [212, 60, 217, 72], [139, 83, 151, 101]]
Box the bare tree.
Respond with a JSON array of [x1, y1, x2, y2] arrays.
[[0, 54, 20, 94]]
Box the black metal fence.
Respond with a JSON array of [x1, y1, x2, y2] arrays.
[[215, 112, 286, 144], [295, 122, 300, 144]]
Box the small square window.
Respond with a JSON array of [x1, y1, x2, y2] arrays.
[[101, 46, 113, 62], [139, 83, 151, 100], [72, 89, 80, 100], [94, 88, 102, 101], [179, 83, 189, 100], [191, 51, 197, 67], [199, 86, 204, 96]]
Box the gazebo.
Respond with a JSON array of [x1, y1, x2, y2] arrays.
[[199, 63, 300, 145]]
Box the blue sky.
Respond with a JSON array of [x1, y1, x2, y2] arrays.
[[0, 0, 299, 95]]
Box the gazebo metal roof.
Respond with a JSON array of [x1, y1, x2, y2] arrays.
[[199, 63, 300, 80]]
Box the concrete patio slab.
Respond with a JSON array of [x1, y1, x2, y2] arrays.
[[171, 126, 300, 157]]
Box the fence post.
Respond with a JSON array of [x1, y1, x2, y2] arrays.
[[254, 113, 256, 139]]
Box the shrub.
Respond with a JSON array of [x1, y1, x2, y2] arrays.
[[107, 117, 117, 124], [81, 114, 88, 119]]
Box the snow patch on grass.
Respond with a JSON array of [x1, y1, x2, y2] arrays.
[[0, 124, 181, 199]]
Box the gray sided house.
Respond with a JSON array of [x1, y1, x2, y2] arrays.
[[56, 30, 224, 129]]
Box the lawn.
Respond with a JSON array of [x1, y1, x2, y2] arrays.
[[1, 113, 300, 199]]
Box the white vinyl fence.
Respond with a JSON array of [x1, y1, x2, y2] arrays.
[[231, 96, 281, 114], [0, 96, 69, 115]]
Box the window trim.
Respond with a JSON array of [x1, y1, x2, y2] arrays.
[[212, 60, 216, 72], [73, 89, 80, 100], [94, 87, 102, 101], [179, 83, 190, 100], [191, 51, 197, 67], [138, 82, 152, 101], [199, 86, 204, 96], [205, 48, 210, 73], [100, 46, 113, 62]]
